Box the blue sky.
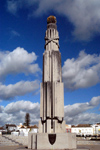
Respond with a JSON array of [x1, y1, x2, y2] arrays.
[[0, 0, 100, 126]]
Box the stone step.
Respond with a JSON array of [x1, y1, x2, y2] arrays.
[[0, 135, 23, 146], [1, 135, 28, 146], [0, 143, 19, 146]]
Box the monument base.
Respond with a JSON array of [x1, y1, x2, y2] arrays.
[[28, 133, 77, 149]]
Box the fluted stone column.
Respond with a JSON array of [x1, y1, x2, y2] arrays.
[[38, 16, 65, 134]]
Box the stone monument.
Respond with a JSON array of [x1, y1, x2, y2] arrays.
[[28, 16, 77, 150]]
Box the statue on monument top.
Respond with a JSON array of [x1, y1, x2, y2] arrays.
[[45, 15, 59, 50], [47, 16, 57, 24]]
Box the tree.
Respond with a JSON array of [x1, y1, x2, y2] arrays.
[[23, 122, 26, 126], [25, 113, 30, 127]]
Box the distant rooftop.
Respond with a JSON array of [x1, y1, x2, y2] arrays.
[[72, 124, 91, 127], [28, 125, 38, 129], [5, 124, 16, 127]]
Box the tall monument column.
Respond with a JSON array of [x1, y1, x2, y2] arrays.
[[38, 16, 65, 134], [28, 16, 77, 150]]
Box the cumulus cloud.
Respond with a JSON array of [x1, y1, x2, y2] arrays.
[[5, 100, 40, 115], [0, 47, 40, 80], [7, 0, 100, 41], [64, 96, 100, 124], [64, 96, 100, 117], [0, 101, 40, 126], [0, 106, 4, 113], [0, 80, 39, 100], [65, 113, 100, 125], [62, 51, 100, 90], [90, 96, 100, 106], [55, 0, 100, 41], [0, 96, 100, 126]]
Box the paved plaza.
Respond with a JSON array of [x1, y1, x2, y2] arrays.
[[78, 145, 100, 150], [0, 145, 100, 150], [0, 145, 27, 150], [0, 141, 100, 150], [0, 135, 100, 149]]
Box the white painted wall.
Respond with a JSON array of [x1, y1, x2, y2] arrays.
[[92, 124, 100, 135], [71, 127, 93, 136]]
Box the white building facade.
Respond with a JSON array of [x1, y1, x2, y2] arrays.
[[71, 127, 93, 136], [92, 124, 100, 135]]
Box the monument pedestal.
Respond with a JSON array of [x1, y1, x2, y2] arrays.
[[28, 133, 77, 149]]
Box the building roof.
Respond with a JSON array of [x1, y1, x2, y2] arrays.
[[5, 124, 16, 127], [29, 125, 38, 129], [66, 124, 71, 128], [20, 126, 25, 128], [97, 123, 100, 125], [72, 124, 91, 127]]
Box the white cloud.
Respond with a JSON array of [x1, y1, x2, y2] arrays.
[[7, 0, 100, 41], [4, 100, 40, 114], [0, 80, 39, 100], [90, 96, 100, 106], [62, 51, 100, 90], [34, 0, 61, 16], [65, 113, 100, 125], [0, 101, 40, 126], [64, 96, 100, 124], [0, 106, 4, 113], [0, 96, 100, 126], [0, 47, 40, 80], [64, 96, 100, 117], [55, 0, 100, 41]]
